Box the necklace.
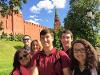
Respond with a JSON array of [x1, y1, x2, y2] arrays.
[[79, 65, 86, 72]]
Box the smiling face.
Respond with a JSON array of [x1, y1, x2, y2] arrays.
[[73, 43, 86, 64], [60, 33, 73, 50], [18, 50, 31, 66], [40, 33, 53, 49], [32, 41, 40, 51], [23, 36, 31, 46]]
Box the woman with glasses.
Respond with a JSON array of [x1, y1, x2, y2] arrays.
[[11, 49, 38, 75], [70, 39, 99, 75]]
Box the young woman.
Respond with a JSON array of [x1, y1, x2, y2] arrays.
[[70, 39, 99, 75], [11, 49, 38, 75], [31, 40, 42, 54]]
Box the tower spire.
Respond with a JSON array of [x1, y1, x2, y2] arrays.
[[54, 7, 61, 32]]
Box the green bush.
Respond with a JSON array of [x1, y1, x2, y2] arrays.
[[1, 32, 8, 39], [1, 33, 24, 41], [15, 33, 24, 41]]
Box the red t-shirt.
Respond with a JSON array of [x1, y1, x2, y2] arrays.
[[12, 66, 31, 75], [32, 48, 71, 75]]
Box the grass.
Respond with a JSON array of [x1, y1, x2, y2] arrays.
[[0, 39, 23, 75]]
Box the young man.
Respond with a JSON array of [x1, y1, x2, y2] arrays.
[[32, 29, 71, 75], [60, 30, 73, 56], [22, 35, 32, 52]]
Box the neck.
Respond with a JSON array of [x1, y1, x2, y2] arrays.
[[43, 46, 53, 55], [25, 45, 30, 47], [63, 46, 70, 51], [79, 61, 85, 67]]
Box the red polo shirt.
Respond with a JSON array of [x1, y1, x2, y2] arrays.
[[32, 48, 71, 75]]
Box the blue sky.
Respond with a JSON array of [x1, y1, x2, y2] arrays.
[[21, 0, 70, 28]]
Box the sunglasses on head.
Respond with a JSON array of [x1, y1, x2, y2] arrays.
[[19, 54, 28, 60], [23, 38, 30, 40]]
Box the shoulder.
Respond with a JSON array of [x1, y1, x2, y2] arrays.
[[32, 51, 45, 59], [59, 50, 69, 57], [12, 69, 20, 75]]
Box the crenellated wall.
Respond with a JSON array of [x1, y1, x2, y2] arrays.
[[0, 13, 47, 40]]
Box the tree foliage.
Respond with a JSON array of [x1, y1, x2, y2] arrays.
[[0, 0, 27, 16], [53, 26, 64, 51], [64, 0, 100, 46]]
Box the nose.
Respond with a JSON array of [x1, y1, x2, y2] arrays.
[[34, 45, 37, 48], [76, 51, 83, 55], [44, 38, 47, 42]]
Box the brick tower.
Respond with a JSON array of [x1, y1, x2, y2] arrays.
[[54, 8, 61, 32]]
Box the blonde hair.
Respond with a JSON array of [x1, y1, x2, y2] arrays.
[[31, 40, 43, 51]]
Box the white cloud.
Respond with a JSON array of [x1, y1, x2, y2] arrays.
[[34, 18, 41, 21], [52, 0, 67, 8], [30, 6, 40, 13], [25, 19, 40, 24], [37, 0, 54, 10], [30, 15, 36, 18], [30, 0, 53, 13], [30, 0, 67, 13], [48, 10, 53, 13]]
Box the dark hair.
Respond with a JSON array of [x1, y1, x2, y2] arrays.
[[60, 29, 73, 39], [23, 35, 31, 40], [11, 50, 30, 75], [40, 29, 54, 37], [11, 50, 22, 75], [71, 39, 97, 69]]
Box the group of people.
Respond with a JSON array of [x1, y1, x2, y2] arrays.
[[11, 29, 100, 75]]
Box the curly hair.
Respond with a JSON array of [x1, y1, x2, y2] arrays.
[[70, 39, 97, 69]]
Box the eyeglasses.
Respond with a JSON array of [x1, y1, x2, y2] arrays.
[[19, 54, 28, 60], [73, 48, 86, 53], [23, 38, 30, 41]]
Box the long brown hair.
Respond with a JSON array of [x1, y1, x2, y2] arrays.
[[11, 49, 31, 75], [71, 39, 97, 69]]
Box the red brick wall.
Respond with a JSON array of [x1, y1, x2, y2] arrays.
[[0, 13, 47, 40], [13, 13, 25, 34]]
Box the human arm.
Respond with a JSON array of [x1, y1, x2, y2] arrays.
[[31, 66, 39, 75], [12, 69, 20, 75], [59, 51, 72, 75], [63, 68, 71, 75]]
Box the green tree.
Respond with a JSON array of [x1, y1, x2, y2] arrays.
[[0, 0, 27, 34], [53, 29, 62, 51], [64, 0, 100, 46]]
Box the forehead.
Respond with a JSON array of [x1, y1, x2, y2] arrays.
[[40, 33, 52, 38], [73, 43, 85, 48], [33, 41, 38, 44], [61, 33, 71, 37]]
